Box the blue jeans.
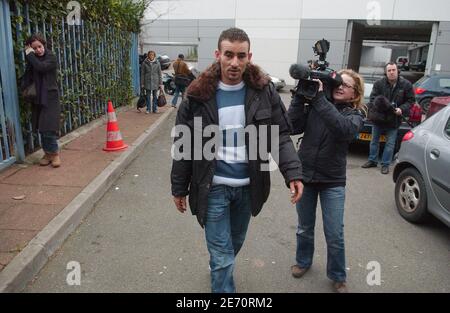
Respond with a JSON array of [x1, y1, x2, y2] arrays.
[[171, 85, 185, 107], [145, 89, 158, 112], [295, 185, 346, 282], [368, 125, 398, 166], [205, 184, 252, 293], [40, 131, 59, 153]]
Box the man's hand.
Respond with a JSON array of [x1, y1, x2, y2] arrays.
[[394, 108, 402, 116], [173, 196, 187, 213], [289, 180, 304, 204]]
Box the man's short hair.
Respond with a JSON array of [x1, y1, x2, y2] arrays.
[[217, 27, 250, 51], [178, 54, 184, 59], [385, 62, 398, 70]]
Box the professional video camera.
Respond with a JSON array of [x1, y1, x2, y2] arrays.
[[289, 39, 342, 101]]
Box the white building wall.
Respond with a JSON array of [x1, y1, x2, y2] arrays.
[[145, 0, 450, 82]]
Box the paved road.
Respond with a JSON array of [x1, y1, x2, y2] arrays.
[[26, 91, 450, 293]]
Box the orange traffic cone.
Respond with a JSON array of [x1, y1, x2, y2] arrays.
[[103, 100, 128, 152]]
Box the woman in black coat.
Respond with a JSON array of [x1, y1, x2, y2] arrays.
[[23, 34, 61, 167], [288, 69, 365, 293]]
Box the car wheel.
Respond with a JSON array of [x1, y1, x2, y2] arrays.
[[395, 167, 429, 223], [419, 98, 432, 114]]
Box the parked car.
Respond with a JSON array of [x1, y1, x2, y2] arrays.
[[426, 96, 450, 118], [393, 105, 450, 227], [414, 74, 450, 114], [354, 82, 420, 152], [270, 75, 286, 91], [409, 60, 426, 72], [396, 56, 409, 71]]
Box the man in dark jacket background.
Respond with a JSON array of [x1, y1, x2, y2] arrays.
[[170, 27, 303, 293], [362, 62, 415, 174]]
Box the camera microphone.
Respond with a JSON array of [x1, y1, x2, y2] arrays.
[[289, 64, 311, 80]]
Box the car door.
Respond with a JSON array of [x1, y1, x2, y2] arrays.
[[425, 108, 450, 212]]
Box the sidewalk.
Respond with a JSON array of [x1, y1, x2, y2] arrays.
[[0, 101, 175, 291]]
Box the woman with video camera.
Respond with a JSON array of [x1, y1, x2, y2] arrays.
[[288, 69, 365, 293]]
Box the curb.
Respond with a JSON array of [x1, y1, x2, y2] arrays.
[[0, 107, 175, 293]]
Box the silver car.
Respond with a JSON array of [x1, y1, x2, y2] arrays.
[[393, 105, 450, 227]]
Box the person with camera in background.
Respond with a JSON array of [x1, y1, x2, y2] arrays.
[[361, 62, 414, 174], [288, 69, 365, 293], [171, 54, 192, 108]]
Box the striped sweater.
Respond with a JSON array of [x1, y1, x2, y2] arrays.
[[212, 81, 250, 187]]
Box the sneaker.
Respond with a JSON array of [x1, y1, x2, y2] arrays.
[[145, 111, 149, 114], [291, 265, 309, 278], [361, 161, 377, 168], [332, 281, 349, 293], [381, 166, 389, 174]]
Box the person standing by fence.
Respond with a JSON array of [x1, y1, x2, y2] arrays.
[[22, 33, 61, 168], [140, 50, 163, 114]]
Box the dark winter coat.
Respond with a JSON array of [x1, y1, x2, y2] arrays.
[[368, 76, 414, 128], [140, 58, 162, 91], [23, 50, 61, 133], [288, 92, 364, 184], [171, 62, 302, 227]]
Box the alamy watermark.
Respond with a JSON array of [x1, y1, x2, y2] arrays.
[[67, 1, 82, 26], [366, 261, 382, 286], [66, 261, 81, 286], [366, 1, 381, 26], [171, 118, 280, 172]]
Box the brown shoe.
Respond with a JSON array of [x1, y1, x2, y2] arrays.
[[50, 153, 61, 168], [332, 281, 349, 293], [39, 153, 52, 166], [291, 265, 309, 278]]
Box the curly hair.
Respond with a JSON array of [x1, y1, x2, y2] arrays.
[[25, 33, 46, 47]]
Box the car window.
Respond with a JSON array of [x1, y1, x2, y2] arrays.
[[414, 75, 429, 87], [439, 78, 450, 88], [445, 117, 450, 137]]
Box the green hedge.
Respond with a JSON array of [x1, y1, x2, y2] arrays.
[[9, 0, 148, 153]]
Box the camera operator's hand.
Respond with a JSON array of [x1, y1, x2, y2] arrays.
[[394, 108, 402, 116], [312, 79, 324, 92]]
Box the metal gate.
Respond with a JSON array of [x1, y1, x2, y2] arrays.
[[0, 0, 25, 170]]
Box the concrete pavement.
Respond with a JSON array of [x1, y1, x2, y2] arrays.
[[0, 99, 175, 292], [23, 91, 450, 293]]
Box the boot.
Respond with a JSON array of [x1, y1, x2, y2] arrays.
[[39, 152, 52, 166], [50, 152, 61, 168]]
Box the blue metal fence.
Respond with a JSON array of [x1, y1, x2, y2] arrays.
[[0, 0, 25, 169]]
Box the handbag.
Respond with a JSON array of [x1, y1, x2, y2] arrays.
[[22, 82, 37, 103], [157, 90, 167, 107], [174, 75, 191, 87], [137, 89, 146, 109]]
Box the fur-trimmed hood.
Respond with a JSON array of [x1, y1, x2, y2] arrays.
[[186, 62, 270, 102]]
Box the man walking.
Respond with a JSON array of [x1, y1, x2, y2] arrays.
[[171, 27, 303, 293], [171, 53, 192, 108], [362, 62, 414, 174]]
